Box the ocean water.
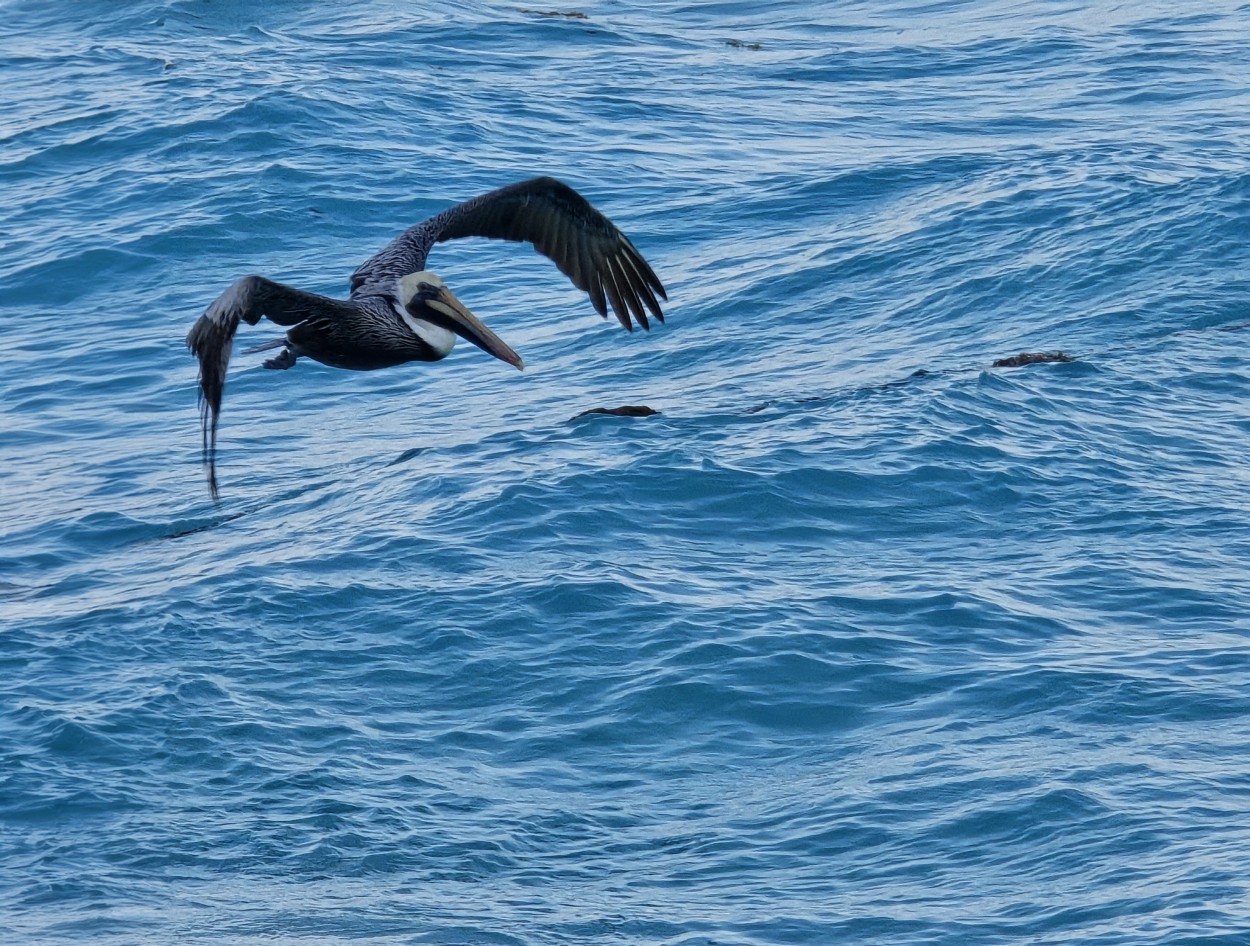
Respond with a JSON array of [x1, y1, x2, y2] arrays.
[[3, 0, 1250, 943]]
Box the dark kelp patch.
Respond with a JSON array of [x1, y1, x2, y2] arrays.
[[992, 351, 1075, 368], [571, 405, 660, 420], [520, 9, 589, 18]]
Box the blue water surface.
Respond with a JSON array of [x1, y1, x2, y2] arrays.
[[3, 1, 1250, 944]]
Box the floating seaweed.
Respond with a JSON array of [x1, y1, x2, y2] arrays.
[[571, 405, 660, 420], [991, 351, 1075, 368], [520, 9, 589, 18]]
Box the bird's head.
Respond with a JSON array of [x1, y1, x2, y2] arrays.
[[398, 271, 524, 370]]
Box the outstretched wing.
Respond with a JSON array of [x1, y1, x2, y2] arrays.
[[349, 177, 668, 331], [185, 274, 354, 499]]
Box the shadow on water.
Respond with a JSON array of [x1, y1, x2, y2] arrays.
[[155, 482, 329, 542], [160, 509, 250, 541]]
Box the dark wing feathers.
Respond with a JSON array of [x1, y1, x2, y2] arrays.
[[349, 177, 667, 332], [185, 275, 353, 499]]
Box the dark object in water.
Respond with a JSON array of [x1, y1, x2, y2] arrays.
[[726, 39, 763, 50], [520, 9, 589, 18], [572, 405, 659, 420], [992, 351, 1074, 368]]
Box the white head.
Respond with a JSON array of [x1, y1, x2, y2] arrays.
[[395, 271, 524, 370], [398, 270, 446, 307]]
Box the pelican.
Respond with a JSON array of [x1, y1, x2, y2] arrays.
[[187, 176, 668, 498]]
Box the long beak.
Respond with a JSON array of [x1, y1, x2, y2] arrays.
[[427, 287, 524, 370]]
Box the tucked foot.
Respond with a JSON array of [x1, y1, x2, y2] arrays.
[[262, 346, 298, 370]]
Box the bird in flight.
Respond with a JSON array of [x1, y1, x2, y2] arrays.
[[186, 176, 668, 498]]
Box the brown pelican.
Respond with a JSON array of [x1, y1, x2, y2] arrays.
[[187, 176, 668, 498]]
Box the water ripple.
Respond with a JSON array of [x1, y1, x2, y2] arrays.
[[4, 1, 1250, 944]]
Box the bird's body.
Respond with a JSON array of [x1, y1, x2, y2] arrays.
[[186, 176, 667, 498]]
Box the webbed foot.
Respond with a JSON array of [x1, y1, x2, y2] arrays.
[[262, 347, 298, 370]]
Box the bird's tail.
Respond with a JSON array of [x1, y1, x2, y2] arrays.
[[241, 337, 288, 354]]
